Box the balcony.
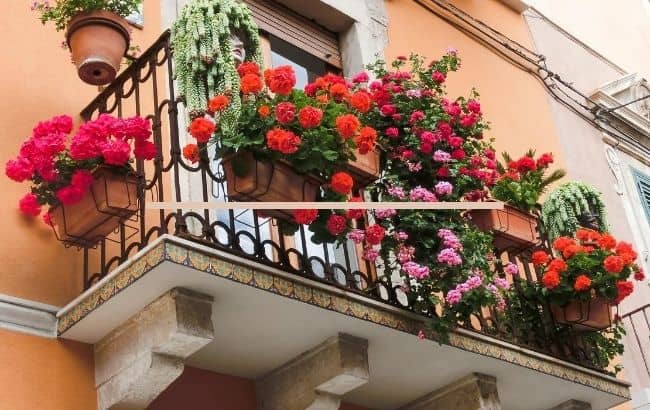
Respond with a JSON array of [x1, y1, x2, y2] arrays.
[[56, 31, 630, 409]]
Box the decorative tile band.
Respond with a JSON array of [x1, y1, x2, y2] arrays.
[[57, 238, 630, 400]]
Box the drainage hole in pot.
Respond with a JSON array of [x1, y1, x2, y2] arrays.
[[93, 70, 102, 77]]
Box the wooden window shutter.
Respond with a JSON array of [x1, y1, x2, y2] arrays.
[[632, 168, 650, 223], [241, 0, 342, 68]]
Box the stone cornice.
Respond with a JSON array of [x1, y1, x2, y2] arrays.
[[0, 294, 58, 338]]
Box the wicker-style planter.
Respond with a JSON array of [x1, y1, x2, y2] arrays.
[[221, 150, 322, 221], [470, 204, 538, 252], [550, 297, 612, 331], [66, 10, 130, 85], [347, 150, 380, 190], [51, 167, 140, 247]]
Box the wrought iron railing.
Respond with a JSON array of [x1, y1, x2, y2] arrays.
[[622, 304, 650, 381], [78, 30, 610, 373]]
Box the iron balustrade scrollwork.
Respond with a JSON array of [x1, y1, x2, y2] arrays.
[[78, 30, 610, 373]]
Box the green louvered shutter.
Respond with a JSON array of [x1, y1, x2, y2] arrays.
[[632, 168, 650, 223]]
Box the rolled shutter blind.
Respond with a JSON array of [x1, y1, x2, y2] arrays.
[[241, 0, 342, 68]]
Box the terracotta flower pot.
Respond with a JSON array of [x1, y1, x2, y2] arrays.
[[65, 10, 130, 85], [221, 151, 322, 221], [469, 204, 538, 251], [51, 167, 140, 247], [347, 149, 380, 190], [550, 297, 612, 331]]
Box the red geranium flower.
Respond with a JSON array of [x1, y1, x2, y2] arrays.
[[562, 244, 582, 259], [432, 71, 446, 83], [297, 106, 323, 129], [532, 251, 550, 266], [355, 127, 377, 155], [515, 156, 536, 173], [275, 102, 296, 124], [553, 236, 575, 252], [597, 234, 617, 250], [634, 269, 645, 281], [237, 61, 260, 78], [182, 144, 200, 164], [536, 152, 554, 168], [603, 255, 625, 273], [348, 91, 372, 113], [240, 73, 263, 94], [542, 270, 560, 289], [548, 258, 568, 273], [266, 128, 301, 154], [264, 66, 296, 95], [19, 193, 41, 216], [326, 214, 347, 236], [365, 225, 386, 245], [189, 118, 215, 143], [330, 171, 354, 195], [616, 242, 638, 264], [335, 114, 360, 139], [574, 274, 592, 291], [329, 83, 349, 101], [294, 209, 318, 225], [208, 95, 230, 113], [576, 228, 601, 242], [615, 280, 634, 303]]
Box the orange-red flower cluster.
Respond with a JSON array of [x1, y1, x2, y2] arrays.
[[266, 128, 301, 154], [188, 118, 215, 143], [335, 114, 360, 139], [208, 95, 230, 113], [355, 127, 377, 155], [264, 66, 296, 95], [238, 62, 263, 95], [330, 171, 354, 195], [182, 143, 200, 164], [294, 209, 319, 225], [535, 230, 641, 303]]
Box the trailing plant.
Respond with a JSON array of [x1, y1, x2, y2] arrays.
[[182, 63, 378, 214], [490, 150, 565, 212], [541, 182, 608, 241], [532, 228, 643, 306], [5, 114, 155, 220], [31, 0, 141, 31], [171, 0, 263, 135]]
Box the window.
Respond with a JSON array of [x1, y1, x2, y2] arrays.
[[632, 168, 650, 223]]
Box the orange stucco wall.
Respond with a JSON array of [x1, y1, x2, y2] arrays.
[[0, 329, 96, 410], [384, 0, 567, 174], [0, 1, 161, 307], [149, 366, 371, 410]]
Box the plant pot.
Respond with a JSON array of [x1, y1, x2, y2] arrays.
[[347, 150, 380, 190], [221, 151, 322, 221], [50, 167, 140, 247], [65, 10, 130, 86], [469, 204, 538, 251], [550, 297, 612, 331]]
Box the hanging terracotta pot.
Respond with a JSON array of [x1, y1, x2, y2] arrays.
[[65, 10, 130, 86], [221, 150, 322, 221], [347, 149, 380, 190], [50, 167, 140, 247], [550, 297, 612, 331], [469, 204, 538, 251]]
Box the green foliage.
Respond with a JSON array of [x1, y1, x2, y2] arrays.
[[171, 0, 263, 132], [541, 182, 608, 241], [33, 0, 141, 31]]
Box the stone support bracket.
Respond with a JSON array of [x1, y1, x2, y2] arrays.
[[94, 288, 214, 410], [401, 373, 501, 410], [256, 333, 369, 410]]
